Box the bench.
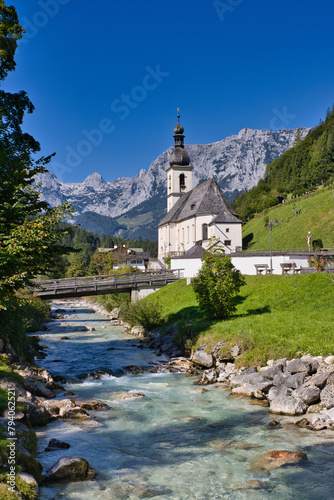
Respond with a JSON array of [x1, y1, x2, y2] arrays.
[[254, 264, 271, 275], [280, 262, 298, 274]]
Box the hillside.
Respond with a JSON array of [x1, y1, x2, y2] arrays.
[[233, 107, 334, 220], [241, 186, 334, 250]]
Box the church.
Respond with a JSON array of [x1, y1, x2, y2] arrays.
[[158, 114, 243, 262]]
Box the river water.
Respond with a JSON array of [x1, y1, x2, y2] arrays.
[[35, 300, 334, 499]]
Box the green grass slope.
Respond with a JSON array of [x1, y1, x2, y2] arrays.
[[242, 186, 334, 250], [145, 273, 334, 366]]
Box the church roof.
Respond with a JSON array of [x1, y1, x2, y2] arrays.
[[172, 245, 206, 259], [158, 178, 241, 227]]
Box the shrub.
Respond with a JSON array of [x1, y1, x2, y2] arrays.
[[312, 238, 323, 251], [193, 240, 246, 319], [0, 292, 49, 358], [308, 253, 328, 272], [174, 321, 199, 356], [120, 298, 164, 331], [164, 254, 171, 269], [94, 293, 130, 312]]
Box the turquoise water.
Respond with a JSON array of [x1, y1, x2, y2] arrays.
[[35, 301, 334, 499]]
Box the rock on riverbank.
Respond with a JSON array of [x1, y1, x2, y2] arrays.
[[191, 345, 334, 431]]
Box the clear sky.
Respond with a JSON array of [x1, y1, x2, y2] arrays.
[[5, 0, 334, 183]]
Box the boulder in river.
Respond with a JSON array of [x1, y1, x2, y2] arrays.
[[77, 400, 109, 410], [252, 450, 307, 470], [45, 438, 71, 451], [230, 479, 270, 491], [43, 456, 97, 482], [28, 404, 51, 427], [113, 392, 145, 401], [59, 406, 90, 419], [77, 369, 115, 380]]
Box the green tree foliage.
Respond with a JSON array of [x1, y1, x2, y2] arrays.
[[232, 179, 279, 221], [0, 1, 72, 306], [192, 241, 245, 319], [88, 249, 115, 276], [57, 225, 158, 277], [65, 252, 89, 278]]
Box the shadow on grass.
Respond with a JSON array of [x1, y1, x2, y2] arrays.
[[232, 305, 271, 319], [162, 301, 271, 335], [242, 232, 254, 249], [246, 305, 271, 316]]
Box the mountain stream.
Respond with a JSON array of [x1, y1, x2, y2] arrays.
[[35, 300, 334, 499]]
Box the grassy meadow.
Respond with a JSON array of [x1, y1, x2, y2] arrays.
[[144, 273, 334, 367], [242, 186, 334, 250]]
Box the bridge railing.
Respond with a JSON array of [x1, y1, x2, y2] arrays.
[[31, 269, 184, 296], [33, 269, 183, 285]]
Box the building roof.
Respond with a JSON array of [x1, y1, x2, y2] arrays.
[[209, 209, 241, 225], [158, 178, 241, 227], [126, 252, 150, 261], [172, 245, 206, 259]]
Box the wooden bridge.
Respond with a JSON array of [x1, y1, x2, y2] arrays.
[[32, 269, 183, 300]]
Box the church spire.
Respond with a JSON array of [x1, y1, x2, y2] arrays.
[[173, 108, 185, 148], [166, 110, 193, 212]]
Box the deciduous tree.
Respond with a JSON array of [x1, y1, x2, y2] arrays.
[[193, 239, 245, 319], [0, 1, 72, 307]]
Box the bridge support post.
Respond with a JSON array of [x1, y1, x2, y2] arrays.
[[131, 286, 162, 302]]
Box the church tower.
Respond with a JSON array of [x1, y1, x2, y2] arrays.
[[166, 111, 193, 212]]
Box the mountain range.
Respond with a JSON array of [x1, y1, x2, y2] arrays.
[[35, 126, 310, 240]]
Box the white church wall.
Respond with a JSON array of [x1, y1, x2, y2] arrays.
[[170, 257, 202, 278], [171, 254, 310, 278], [211, 223, 242, 252]]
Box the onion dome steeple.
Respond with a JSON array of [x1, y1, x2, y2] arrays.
[[169, 109, 190, 166], [174, 110, 184, 139]]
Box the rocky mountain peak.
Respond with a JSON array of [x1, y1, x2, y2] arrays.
[[34, 127, 311, 234], [82, 172, 106, 187]]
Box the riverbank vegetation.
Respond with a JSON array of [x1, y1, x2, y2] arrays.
[[140, 273, 334, 367], [0, 293, 50, 358]]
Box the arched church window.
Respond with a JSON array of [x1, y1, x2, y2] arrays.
[[202, 223, 208, 240], [179, 174, 186, 191]]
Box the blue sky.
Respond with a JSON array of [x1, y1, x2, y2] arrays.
[[5, 0, 334, 183]]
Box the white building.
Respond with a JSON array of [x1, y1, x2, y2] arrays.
[[158, 114, 242, 262]]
